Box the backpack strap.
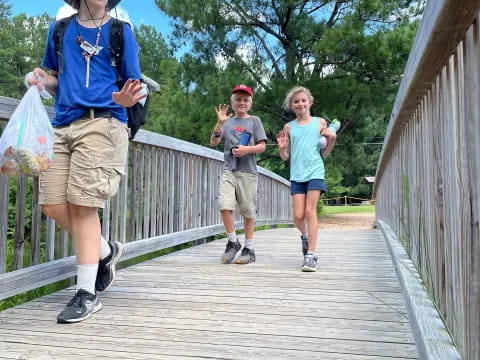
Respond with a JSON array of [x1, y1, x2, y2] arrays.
[[53, 15, 75, 74], [109, 18, 126, 84]]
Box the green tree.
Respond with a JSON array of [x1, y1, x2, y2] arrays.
[[154, 0, 422, 197], [0, 0, 51, 98]]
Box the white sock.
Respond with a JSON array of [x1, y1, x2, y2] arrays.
[[227, 232, 237, 242], [76, 263, 99, 294], [245, 239, 254, 249], [100, 235, 111, 260], [301, 234, 308, 240], [307, 251, 317, 257]]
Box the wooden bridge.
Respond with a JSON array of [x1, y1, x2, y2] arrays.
[[1, 228, 419, 359], [1, 0, 480, 359]]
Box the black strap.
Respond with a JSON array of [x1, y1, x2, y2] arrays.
[[109, 18, 126, 84], [53, 15, 75, 73]]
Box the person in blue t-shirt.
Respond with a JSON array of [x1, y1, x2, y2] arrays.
[[27, 0, 146, 324], [277, 86, 337, 272]]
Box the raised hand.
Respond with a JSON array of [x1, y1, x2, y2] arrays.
[[215, 104, 233, 123], [276, 130, 289, 150], [112, 79, 148, 107]]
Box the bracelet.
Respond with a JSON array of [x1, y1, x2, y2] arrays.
[[212, 130, 221, 137]]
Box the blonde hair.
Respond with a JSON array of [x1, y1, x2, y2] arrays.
[[231, 92, 252, 102], [282, 86, 314, 109]]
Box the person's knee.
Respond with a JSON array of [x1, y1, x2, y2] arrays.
[[304, 207, 317, 219], [293, 213, 305, 223], [68, 203, 97, 217], [42, 204, 65, 220]]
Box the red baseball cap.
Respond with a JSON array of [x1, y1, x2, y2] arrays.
[[232, 84, 253, 96]]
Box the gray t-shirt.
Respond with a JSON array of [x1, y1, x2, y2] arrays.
[[221, 115, 267, 174]]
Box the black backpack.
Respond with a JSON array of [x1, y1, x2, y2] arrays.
[[53, 15, 149, 140]]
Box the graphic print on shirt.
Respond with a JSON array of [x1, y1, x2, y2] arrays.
[[230, 126, 246, 141]]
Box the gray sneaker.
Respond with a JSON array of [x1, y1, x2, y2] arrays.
[[221, 240, 241, 263], [57, 289, 102, 324], [235, 247, 256, 264], [302, 254, 318, 272], [301, 235, 308, 256]]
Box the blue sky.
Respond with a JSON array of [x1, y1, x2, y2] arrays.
[[10, 0, 173, 37]]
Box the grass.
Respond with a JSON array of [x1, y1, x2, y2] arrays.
[[321, 204, 375, 215]]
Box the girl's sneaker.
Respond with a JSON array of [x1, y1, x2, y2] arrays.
[[302, 254, 318, 272]]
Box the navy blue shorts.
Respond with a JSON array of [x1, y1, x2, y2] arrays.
[[291, 179, 327, 195]]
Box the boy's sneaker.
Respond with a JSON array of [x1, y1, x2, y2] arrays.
[[95, 240, 123, 292], [302, 254, 318, 272], [221, 240, 241, 263], [235, 247, 256, 264], [57, 289, 102, 324], [301, 235, 308, 256]]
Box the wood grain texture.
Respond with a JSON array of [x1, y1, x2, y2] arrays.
[[377, 220, 461, 360], [1, 228, 419, 360], [374, 4, 480, 359]]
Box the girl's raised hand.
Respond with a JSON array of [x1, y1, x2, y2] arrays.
[[276, 130, 289, 150], [215, 104, 233, 123]]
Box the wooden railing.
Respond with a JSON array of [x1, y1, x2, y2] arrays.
[[373, 1, 480, 358], [0, 96, 292, 301]]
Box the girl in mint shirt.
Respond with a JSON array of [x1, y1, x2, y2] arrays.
[[277, 86, 337, 272]]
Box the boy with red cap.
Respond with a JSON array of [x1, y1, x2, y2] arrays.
[[28, 0, 145, 323], [210, 85, 267, 264]]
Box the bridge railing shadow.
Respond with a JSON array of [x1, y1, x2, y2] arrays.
[[0, 98, 292, 302]]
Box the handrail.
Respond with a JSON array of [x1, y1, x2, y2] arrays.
[[373, 1, 480, 358], [374, 0, 480, 193], [0, 97, 292, 301]]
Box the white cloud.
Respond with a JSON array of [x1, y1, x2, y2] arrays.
[[56, 4, 76, 20], [215, 43, 255, 70], [55, 4, 131, 25], [110, 6, 132, 25]]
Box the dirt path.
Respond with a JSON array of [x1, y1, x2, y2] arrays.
[[318, 213, 376, 229]]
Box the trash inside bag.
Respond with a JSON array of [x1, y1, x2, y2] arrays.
[[0, 87, 54, 177]]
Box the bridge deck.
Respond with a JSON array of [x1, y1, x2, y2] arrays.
[[0, 227, 418, 359]]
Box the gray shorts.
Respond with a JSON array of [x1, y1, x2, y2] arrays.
[[218, 170, 258, 218]]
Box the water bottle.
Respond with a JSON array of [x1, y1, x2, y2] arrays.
[[231, 130, 252, 154], [319, 119, 340, 150], [238, 130, 252, 146]]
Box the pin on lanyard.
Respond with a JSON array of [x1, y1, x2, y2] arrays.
[[77, 18, 104, 88], [80, 40, 102, 88]]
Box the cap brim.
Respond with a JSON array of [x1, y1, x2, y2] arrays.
[[232, 90, 253, 96], [64, 0, 122, 9]]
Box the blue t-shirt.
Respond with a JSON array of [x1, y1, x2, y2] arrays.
[[289, 117, 325, 181], [42, 17, 142, 127]]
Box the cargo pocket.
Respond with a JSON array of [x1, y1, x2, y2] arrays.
[[77, 154, 125, 201]]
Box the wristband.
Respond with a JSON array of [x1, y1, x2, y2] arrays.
[[213, 130, 221, 137]]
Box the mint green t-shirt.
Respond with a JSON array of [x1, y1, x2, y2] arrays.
[[289, 117, 325, 182]]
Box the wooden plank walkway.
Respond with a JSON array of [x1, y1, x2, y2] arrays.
[[0, 228, 419, 359]]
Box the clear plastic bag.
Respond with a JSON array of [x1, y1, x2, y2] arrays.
[[0, 87, 54, 177]]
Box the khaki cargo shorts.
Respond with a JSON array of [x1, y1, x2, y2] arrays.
[[218, 170, 258, 218], [39, 115, 129, 209]]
